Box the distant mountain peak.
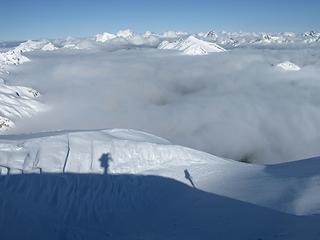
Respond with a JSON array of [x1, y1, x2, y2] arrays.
[[158, 35, 226, 55]]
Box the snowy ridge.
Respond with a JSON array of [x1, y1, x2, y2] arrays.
[[0, 82, 45, 131], [15, 40, 56, 52], [0, 44, 46, 132], [162, 30, 188, 38], [0, 129, 208, 174], [95, 32, 117, 42], [158, 36, 226, 55], [116, 29, 135, 39], [277, 61, 301, 71], [198, 30, 320, 47], [93, 29, 320, 51], [41, 42, 58, 51], [1, 128, 320, 216], [5, 29, 319, 55], [0, 50, 30, 65]]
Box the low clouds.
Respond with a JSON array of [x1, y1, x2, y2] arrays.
[[7, 46, 320, 164]]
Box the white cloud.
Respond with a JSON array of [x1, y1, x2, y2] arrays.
[[5, 45, 320, 164]]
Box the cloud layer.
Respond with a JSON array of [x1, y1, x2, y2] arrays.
[[6, 46, 320, 164]]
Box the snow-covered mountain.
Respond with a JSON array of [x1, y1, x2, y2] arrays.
[[95, 32, 117, 42], [162, 30, 189, 38], [304, 31, 320, 43], [0, 44, 46, 131], [94, 29, 320, 51], [94, 29, 161, 46], [0, 82, 45, 131], [41, 42, 58, 51], [158, 36, 226, 55], [197, 30, 320, 47], [14, 39, 58, 52], [0, 50, 30, 65], [116, 29, 135, 39], [5, 29, 318, 57], [276, 61, 301, 71]]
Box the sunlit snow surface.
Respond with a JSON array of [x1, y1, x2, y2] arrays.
[[277, 61, 301, 71], [158, 36, 226, 55], [0, 128, 320, 216], [0, 46, 46, 131]]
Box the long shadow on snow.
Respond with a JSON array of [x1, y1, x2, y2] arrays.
[[0, 173, 319, 240]]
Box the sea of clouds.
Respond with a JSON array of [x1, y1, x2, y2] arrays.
[[4, 45, 320, 164]]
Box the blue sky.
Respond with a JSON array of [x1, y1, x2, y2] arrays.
[[1, 0, 319, 40]]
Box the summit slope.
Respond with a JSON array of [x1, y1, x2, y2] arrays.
[[158, 36, 226, 55]]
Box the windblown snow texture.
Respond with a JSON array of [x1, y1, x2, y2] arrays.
[[0, 129, 320, 239], [1, 129, 320, 216]]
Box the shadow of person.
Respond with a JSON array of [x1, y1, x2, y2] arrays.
[[99, 153, 113, 175], [184, 169, 196, 188]]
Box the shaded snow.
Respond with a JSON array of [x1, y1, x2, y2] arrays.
[[2, 172, 319, 240], [0, 129, 320, 238], [1, 129, 320, 216]]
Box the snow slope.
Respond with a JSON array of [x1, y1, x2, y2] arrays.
[[15, 40, 58, 52], [0, 82, 45, 131], [6, 30, 319, 57], [0, 50, 30, 65], [198, 30, 320, 48], [277, 61, 301, 71], [0, 128, 319, 216], [116, 29, 135, 39], [158, 36, 226, 55], [2, 173, 319, 240], [41, 42, 58, 51], [0, 44, 46, 132], [95, 32, 117, 42], [0, 129, 320, 239]]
